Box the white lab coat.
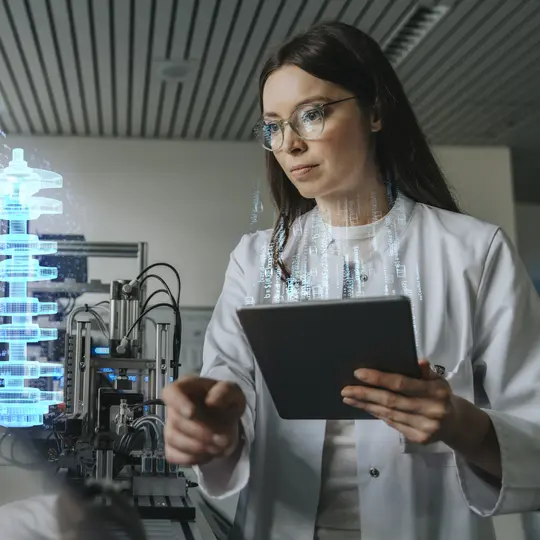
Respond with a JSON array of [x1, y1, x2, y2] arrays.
[[194, 193, 540, 540]]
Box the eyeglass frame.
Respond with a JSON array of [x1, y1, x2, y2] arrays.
[[253, 96, 358, 151]]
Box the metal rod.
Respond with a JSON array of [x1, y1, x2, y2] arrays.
[[72, 321, 84, 415], [55, 241, 142, 254], [81, 322, 91, 413], [105, 450, 114, 480], [155, 324, 169, 421], [82, 323, 93, 433], [148, 368, 156, 404], [90, 358, 151, 369], [96, 449, 103, 480], [137, 242, 148, 359]]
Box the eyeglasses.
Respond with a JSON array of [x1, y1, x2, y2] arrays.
[[253, 96, 357, 151]]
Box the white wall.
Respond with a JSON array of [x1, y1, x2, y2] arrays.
[[0, 137, 524, 539], [434, 145, 516, 242]]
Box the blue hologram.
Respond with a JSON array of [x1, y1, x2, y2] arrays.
[[0, 148, 64, 427]]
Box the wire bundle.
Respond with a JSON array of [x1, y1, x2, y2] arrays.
[[124, 263, 182, 379]]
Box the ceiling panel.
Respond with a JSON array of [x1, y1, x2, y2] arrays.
[[0, 0, 538, 199], [71, 0, 100, 136], [50, 0, 89, 135], [171, 0, 222, 138], [92, 0, 114, 136], [129, 0, 153, 138], [210, 0, 286, 140], [4, 0, 59, 134], [0, 0, 44, 134], [418, 2, 540, 140]]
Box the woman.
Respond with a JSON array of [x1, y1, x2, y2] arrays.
[[163, 21, 540, 540]]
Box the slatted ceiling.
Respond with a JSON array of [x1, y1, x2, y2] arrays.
[[227, 0, 305, 140], [0, 2, 32, 134], [112, 0, 130, 137], [195, 0, 257, 139], [371, 0, 415, 46], [184, 0, 238, 139], [410, 1, 536, 127], [49, 1, 82, 135], [4, 1, 55, 134], [358, 0, 392, 36], [174, 0, 222, 138], [231, 0, 325, 142], [129, 0, 152, 138], [315, 0, 347, 21], [71, 1, 97, 136], [91, 0, 111, 136], [142, 0, 170, 137], [399, 0, 489, 90], [416, 2, 540, 140], [155, 0, 195, 138], [424, 7, 540, 142], [457, 45, 540, 142], [0, 0, 538, 198], [208, 0, 282, 140], [235, 0, 331, 142], [335, 0, 367, 24], [233, 0, 318, 141], [0, 79, 17, 134]]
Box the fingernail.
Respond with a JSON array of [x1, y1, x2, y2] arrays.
[[354, 370, 367, 380], [213, 434, 227, 446]]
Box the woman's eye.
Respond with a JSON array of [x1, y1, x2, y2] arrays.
[[302, 109, 323, 123], [264, 122, 280, 133]]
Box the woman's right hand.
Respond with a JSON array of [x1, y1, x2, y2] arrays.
[[162, 375, 246, 466]]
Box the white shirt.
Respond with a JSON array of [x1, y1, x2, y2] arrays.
[[195, 193, 540, 540], [315, 217, 385, 538]]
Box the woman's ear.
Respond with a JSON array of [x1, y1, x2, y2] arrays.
[[371, 100, 382, 132]]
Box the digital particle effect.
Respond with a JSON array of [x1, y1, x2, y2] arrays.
[[0, 148, 64, 427]]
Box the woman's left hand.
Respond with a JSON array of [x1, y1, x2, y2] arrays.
[[341, 359, 458, 445]]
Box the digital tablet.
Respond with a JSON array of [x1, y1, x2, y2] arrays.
[[236, 296, 421, 420]]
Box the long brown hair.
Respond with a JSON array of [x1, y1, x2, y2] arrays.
[[257, 21, 461, 277]]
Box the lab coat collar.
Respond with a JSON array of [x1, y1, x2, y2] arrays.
[[282, 191, 417, 264]]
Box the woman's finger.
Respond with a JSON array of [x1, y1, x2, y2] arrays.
[[356, 401, 440, 431], [167, 408, 218, 445], [164, 446, 213, 467], [164, 425, 223, 456]]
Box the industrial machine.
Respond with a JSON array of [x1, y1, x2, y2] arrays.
[[0, 149, 217, 539], [54, 268, 187, 513]]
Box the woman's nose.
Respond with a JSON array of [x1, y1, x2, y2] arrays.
[[282, 124, 307, 154]]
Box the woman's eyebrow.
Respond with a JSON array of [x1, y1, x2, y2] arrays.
[[263, 95, 331, 117]]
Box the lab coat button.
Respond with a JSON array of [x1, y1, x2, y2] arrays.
[[369, 467, 380, 478]]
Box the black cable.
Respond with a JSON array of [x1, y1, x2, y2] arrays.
[[139, 274, 176, 310], [137, 263, 183, 380], [127, 398, 164, 410], [125, 303, 176, 338], [137, 262, 181, 305], [141, 287, 173, 313]]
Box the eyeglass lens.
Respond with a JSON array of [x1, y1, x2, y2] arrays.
[[257, 105, 325, 150]]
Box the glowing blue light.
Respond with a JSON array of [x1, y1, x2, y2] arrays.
[[93, 346, 110, 356], [0, 148, 64, 427]]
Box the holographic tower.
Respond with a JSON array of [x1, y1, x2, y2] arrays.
[[0, 148, 64, 427]]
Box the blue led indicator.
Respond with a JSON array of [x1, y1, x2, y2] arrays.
[[0, 149, 64, 427]]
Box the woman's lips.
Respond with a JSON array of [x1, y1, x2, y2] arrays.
[[290, 165, 318, 178]]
